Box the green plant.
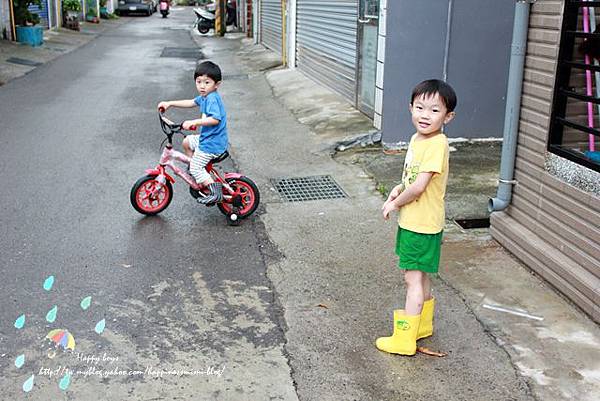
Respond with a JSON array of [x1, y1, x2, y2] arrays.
[[87, 7, 97, 16], [376, 183, 389, 197], [63, 0, 82, 12], [13, 0, 42, 26]]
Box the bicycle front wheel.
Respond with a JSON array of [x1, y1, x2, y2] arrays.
[[130, 174, 174, 215]]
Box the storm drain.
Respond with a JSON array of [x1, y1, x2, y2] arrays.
[[454, 218, 490, 229], [272, 175, 348, 202], [160, 47, 205, 59], [6, 57, 43, 67]]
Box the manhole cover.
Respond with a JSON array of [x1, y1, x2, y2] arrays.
[[160, 47, 204, 59], [6, 57, 43, 67], [272, 175, 348, 202]]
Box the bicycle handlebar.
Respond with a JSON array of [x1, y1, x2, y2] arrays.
[[158, 110, 197, 141]]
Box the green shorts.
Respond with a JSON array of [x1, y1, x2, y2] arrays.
[[395, 227, 443, 273]]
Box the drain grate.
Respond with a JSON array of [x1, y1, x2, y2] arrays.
[[272, 175, 348, 202], [6, 57, 43, 67], [160, 47, 204, 59]]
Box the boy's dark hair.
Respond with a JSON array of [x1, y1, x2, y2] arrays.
[[411, 79, 457, 112], [194, 61, 222, 82]]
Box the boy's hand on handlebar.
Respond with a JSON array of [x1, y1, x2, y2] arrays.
[[157, 101, 170, 112], [182, 120, 197, 130]]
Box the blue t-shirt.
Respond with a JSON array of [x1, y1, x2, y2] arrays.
[[193, 91, 228, 154]]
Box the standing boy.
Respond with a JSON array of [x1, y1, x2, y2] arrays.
[[158, 61, 228, 205], [377, 79, 457, 356]]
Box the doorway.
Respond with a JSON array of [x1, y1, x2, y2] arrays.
[[357, 0, 379, 117]]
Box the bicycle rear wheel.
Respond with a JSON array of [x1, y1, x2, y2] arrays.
[[217, 176, 260, 219]]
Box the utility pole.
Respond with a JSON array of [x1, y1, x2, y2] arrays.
[[215, 0, 226, 36]]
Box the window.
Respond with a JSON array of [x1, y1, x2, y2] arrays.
[[549, 1, 600, 172]]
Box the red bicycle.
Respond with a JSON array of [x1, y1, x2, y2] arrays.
[[130, 111, 260, 225]]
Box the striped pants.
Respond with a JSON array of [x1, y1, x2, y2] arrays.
[[190, 150, 219, 184]]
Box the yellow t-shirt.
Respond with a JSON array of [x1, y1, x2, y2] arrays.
[[398, 133, 449, 234]]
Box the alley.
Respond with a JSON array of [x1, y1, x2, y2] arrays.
[[2, 6, 600, 401], [0, 10, 296, 400]]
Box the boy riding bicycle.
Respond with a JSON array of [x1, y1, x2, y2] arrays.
[[157, 61, 227, 205]]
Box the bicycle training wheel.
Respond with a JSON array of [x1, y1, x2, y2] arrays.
[[217, 176, 260, 219]]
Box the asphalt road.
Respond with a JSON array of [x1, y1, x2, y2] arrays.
[[0, 11, 295, 400]]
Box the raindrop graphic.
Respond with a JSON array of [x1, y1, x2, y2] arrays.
[[46, 306, 58, 323], [14, 314, 25, 329], [22, 374, 34, 392], [94, 319, 106, 334], [43, 275, 55, 291], [47, 350, 56, 359], [58, 373, 71, 391], [15, 354, 25, 368], [80, 296, 92, 310]]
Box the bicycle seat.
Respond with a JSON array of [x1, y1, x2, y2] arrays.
[[210, 151, 229, 164]]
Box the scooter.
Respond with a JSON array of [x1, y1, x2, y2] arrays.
[[193, 1, 236, 34], [194, 7, 215, 34], [159, 0, 169, 18]]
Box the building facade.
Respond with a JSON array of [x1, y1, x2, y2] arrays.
[[380, 0, 515, 143], [490, 0, 600, 323]]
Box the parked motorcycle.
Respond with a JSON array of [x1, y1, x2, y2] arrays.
[[194, 7, 215, 34], [159, 0, 170, 18], [193, 1, 236, 34]]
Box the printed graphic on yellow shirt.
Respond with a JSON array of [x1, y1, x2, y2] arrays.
[[402, 148, 420, 185], [398, 134, 449, 234]]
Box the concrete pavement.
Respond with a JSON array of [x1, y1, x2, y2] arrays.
[[215, 35, 600, 401], [1, 10, 599, 400], [0, 18, 129, 86]]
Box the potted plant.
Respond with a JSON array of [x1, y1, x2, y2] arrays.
[[63, 0, 81, 30], [13, 0, 43, 46], [86, 7, 100, 23]]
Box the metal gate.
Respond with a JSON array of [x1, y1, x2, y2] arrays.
[[296, 0, 358, 103], [261, 0, 282, 55]]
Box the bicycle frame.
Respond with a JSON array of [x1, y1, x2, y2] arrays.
[[145, 145, 242, 202]]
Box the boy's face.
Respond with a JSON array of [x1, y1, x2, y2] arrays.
[[195, 74, 220, 97], [409, 93, 455, 135]]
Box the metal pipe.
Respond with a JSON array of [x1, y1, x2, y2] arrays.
[[442, 0, 453, 82], [489, 0, 535, 212]]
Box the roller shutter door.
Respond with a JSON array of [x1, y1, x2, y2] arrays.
[[28, 0, 49, 28], [296, 1, 358, 102], [261, 0, 282, 55]]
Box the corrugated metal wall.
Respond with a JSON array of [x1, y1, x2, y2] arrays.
[[261, 0, 282, 55], [490, 0, 600, 323], [296, 0, 358, 103]]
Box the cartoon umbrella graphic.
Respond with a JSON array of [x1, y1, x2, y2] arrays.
[[46, 329, 75, 351]]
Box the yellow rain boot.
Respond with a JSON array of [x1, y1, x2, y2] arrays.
[[375, 311, 420, 355], [417, 298, 435, 340]]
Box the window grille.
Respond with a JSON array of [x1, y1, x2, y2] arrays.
[[549, 1, 600, 172]]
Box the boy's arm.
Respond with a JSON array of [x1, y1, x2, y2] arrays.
[[382, 172, 434, 220], [157, 99, 197, 111], [182, 116, 219, 130]]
